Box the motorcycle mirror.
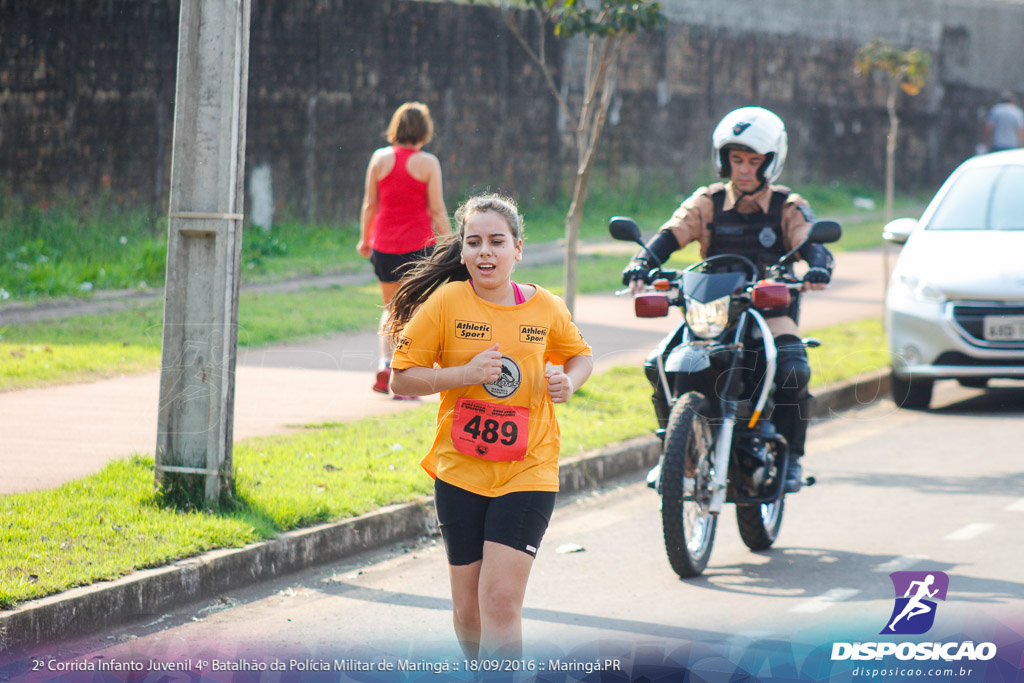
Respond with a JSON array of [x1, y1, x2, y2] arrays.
[[807, 220, 842, 244], [610, 216, 664, 267], [775, 219, 843, 265], [609, 216, 642, 243]]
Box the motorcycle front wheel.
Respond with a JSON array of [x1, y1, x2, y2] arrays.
[[661, 391, 717, 578]]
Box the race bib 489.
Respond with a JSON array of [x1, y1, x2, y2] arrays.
[[451, 398, 529, 462]]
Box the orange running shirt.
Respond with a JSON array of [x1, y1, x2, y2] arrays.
[[389, 281, 592, 496]]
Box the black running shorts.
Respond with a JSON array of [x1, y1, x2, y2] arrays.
[[433, 478, 557, 566], [370, 247, 432, 283]]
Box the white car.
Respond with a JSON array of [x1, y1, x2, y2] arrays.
[[883, 149, 1024, 409]]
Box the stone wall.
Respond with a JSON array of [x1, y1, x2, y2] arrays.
[[0, 0, 561, 223], [2, 0, 1022, 223], [596, 0, 1023, 191]]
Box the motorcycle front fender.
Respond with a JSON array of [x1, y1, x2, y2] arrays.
[[664, 343, 711, 374]]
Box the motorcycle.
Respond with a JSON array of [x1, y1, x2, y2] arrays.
[[610, 216, 842, 578]]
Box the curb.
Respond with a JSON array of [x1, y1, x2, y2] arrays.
[[0, 370, 888, 652]]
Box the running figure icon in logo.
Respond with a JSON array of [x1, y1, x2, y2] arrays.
[[881, 571, 949, 635]]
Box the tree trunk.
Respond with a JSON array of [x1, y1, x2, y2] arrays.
[[561, 37, 620, 316], [882, 80, 899, 298], [885, 81, 899, 224], [562, 167, 591, 314]]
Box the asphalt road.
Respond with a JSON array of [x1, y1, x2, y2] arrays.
[[12, 381, 1023, 682]]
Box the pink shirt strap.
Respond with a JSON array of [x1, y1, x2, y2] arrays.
[[468, 280, 526, 305]]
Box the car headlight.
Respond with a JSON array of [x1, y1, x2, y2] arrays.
[[685, 294, 730, 339], [891, 273, 946, 303]]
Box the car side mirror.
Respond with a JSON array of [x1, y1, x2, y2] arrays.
[[882, 218, 917, 245]]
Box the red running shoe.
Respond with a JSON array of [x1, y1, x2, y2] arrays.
[[372, 367, 391, 394]]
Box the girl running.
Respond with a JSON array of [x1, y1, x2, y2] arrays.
[[386, 193, 593, 659]]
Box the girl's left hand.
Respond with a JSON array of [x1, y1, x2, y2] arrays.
[[545, 367, 575, 404]]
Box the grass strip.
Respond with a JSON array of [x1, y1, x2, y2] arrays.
[[1, 180, 922, 301], [0, 319, 886, 609]]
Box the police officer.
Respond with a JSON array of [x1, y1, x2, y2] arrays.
[[622, 106, 834, 493]]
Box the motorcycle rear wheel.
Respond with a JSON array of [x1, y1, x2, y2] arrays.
[[736, 439, 786, 550], [736, 499, 785, 550], [661, 391, 717, 578]]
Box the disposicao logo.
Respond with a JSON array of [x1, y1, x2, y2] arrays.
[[830, 571, 997, 663], [881, 571, 948, 635]]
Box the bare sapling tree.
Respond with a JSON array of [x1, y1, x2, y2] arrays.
[[476, 0, 665, 314]]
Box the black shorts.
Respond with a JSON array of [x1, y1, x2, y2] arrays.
[[433, 478, 557, 566], [370, 247, 432, 283]]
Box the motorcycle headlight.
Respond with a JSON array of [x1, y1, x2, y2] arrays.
[[685, 294, 730, 339]]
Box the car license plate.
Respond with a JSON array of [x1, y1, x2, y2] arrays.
[[983, 315, 1024, 341]]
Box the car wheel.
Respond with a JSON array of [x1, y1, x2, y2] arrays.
[[957, 378, 988, 389], [890, 370, 933, 410]]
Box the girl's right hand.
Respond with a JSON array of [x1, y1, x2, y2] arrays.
[[464, 343, 503, 385]]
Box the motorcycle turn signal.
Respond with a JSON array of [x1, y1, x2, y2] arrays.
[[635, 293, 670, 318], [751, 281, 791, 311]]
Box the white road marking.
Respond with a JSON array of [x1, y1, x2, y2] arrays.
[[1005, 499, 1024, 512], [790, 588, 860, 613], [873, 556, 927, 573], [943, 523, 995, 541]]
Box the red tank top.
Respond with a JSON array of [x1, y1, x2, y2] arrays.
[[372, 146, 435, 254]]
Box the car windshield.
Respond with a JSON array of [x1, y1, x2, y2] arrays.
[[926, 164, 1024, 230]]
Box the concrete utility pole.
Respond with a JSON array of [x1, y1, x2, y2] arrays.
[[156, 0, 252, 506]]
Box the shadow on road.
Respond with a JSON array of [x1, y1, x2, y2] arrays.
[[688, 548, 1023, 609]]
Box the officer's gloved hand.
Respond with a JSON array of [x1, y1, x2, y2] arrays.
[[803, 266, 831, 291], [621, 261, 649, 289]]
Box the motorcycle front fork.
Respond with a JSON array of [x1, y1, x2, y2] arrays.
[[708, 417, 735, 515], [647, 415, 735, 516]]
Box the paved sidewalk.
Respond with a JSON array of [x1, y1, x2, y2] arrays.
[[0, 246, 890, 494]]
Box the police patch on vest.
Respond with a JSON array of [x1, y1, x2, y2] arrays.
[[484, 356, 521, 399], [455, 320, 491, 340], [758, 226, 778, 248]]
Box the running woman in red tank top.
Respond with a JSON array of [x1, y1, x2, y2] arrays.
[[358, 102, 451, 397]]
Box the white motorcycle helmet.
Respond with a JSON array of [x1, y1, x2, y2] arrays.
[[712, 107, 788, 185]]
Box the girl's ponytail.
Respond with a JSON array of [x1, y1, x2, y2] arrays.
[[385, 232, 468, 338]]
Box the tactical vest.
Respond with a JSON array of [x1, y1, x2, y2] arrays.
[[706, 184, 800, 321], [706, 185, 790, 278]]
